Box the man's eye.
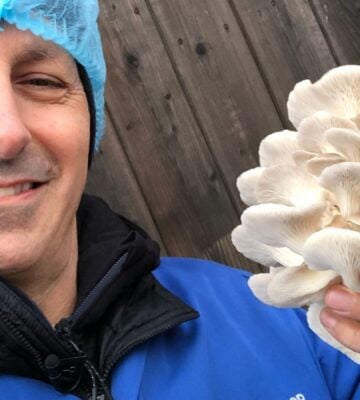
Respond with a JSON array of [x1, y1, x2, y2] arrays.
[[27, 78, 64, 88]]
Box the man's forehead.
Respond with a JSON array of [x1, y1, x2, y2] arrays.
[[13, 44, 65, 66], [0, 24, 73, 66]]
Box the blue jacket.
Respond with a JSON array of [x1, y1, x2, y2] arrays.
[[2, 257, 360, 400]]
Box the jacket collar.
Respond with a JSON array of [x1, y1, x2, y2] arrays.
[[74, 194, 161, 327], [0, 194, 199, 397]]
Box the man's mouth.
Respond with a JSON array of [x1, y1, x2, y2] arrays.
[[0, 182, 44, 198]]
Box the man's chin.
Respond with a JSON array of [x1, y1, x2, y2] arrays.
[[0, 237, 44, 279], [0, 192, 43, 232], [0, 255, 38, 277]]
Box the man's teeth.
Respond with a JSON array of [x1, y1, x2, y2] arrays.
[[0, 183, 33, 197]]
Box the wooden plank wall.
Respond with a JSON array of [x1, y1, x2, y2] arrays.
[[86, 0, 359, 273]]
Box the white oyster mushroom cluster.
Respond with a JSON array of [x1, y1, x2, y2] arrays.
[[231, 65, 360, 363]]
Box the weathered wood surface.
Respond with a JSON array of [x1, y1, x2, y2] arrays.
[[230, 0, 337, 122], [85, 112, 166, 253], [93, 0, 253, 270], [146, 0, 283, 206], [87, 0, 359, 273], [310, 0, 360, 64]]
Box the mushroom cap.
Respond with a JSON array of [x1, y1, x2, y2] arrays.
[[297, 112, 357, 153], [236, 167, 264, 206], [306, 153, 345, 176], [287, 65, 360, 128], [325, 128, 360, 162], [259, 130, 298, 167], [267, 266, 339, 307], [231, 224, 304, 267], [249, 267, 339, 307], [287, 79, 313, 128], [292, 150, 317, 167], [241, 203, 326, 254], [303, 227, 360, 291], [319, 162, 360, 220], [256, 164, 330, 207], [247, 271, 275, 305]]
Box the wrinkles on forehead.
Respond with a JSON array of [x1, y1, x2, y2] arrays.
[[12, 43, 75, 72], [0, 24, 76, 71], [13, 46, 61, 66]]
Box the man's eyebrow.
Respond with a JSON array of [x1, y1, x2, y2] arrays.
[[13, 45, 61, 65]]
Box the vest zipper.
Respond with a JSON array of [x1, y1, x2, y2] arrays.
[[0, 253, 199, 399], [0, 254, 130, 400], [54, 253, 129, 399], [0, 279, 74, 359], [0, 282, 88, 395], [55, 321, 113, 400], [0, 308, 45, 373], [70, 253, 128, 326]]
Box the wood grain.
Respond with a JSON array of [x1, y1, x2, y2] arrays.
[[147, 0, 284, 207], [86, 112, 167, 253], [98, 0, 246, 267], [229, 0, 337, 123], [89, 0, 358, 273], [310, 0, 360, 64]]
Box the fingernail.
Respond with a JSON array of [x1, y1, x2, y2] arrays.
[[325, 288, 354, 312], [320, 309, 337, 329]]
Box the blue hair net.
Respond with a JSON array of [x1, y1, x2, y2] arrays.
[[0, 0, 106, 148]]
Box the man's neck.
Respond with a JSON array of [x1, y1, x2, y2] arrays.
[[3, 225, 78, 327], [30, 250, 78, 326]]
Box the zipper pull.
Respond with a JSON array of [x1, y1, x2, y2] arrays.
[[44, 354, 62, 381], [55, 318, 113, 400], [84, 359, 113, 400], [43, 351, 87, 391], [55, 318, 74, 339]]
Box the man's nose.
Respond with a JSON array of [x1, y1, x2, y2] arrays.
[[0, 90, 31, 160]]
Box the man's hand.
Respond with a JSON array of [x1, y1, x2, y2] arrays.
[[320, 284, 360, 352]]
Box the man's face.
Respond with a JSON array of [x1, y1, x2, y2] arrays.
[[0, 25, 90, 276]]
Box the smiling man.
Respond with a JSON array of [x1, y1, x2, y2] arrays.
[[0, 26, 89, 325], [1, 2, 360, 400]]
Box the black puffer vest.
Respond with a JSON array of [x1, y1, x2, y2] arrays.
[[0, 195, 198, 399]]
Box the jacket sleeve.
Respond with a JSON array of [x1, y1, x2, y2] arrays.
[[156, 257, 360, 399], [296, 308, 360, 399]]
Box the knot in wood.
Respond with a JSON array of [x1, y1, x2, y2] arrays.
[[126, 121, 136, 131], [195, 42, 207, 56], [209, 170, 217, 182], [126, 54, 139, 68]]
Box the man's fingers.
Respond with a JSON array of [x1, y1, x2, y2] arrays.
[[323, 284, 360, 320], [321, 285, 360, 352], [320, 308, 360, 353]]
